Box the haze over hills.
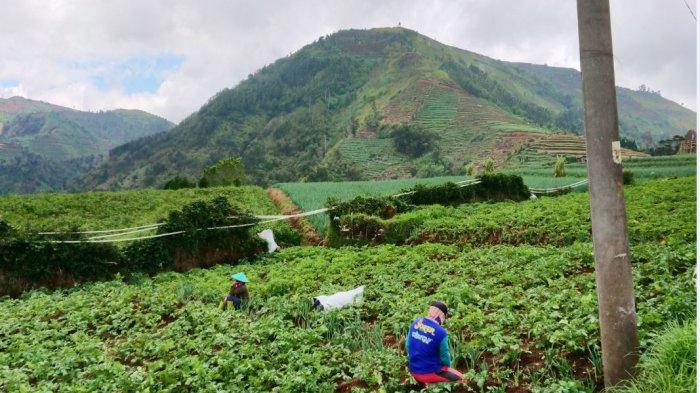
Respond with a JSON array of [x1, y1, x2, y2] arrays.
[[70, 27, 694, 189], [0, 96, 174, 194]]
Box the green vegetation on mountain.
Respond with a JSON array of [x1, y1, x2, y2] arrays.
[[0, 96, 173, 195], [81, 27, 695, 190]]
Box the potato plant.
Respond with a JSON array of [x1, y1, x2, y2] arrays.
[[0, 241, 694, 392]]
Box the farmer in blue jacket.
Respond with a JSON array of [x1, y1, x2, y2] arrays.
[[406, 301, 463, 384]]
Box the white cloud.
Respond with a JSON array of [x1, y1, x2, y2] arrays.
[[0, 0, 695, 122]]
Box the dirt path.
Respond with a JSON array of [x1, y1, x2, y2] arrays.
[[266, 188, 324, 245]]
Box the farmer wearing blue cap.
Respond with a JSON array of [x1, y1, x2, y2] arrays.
[[219, 272, 249, 310]]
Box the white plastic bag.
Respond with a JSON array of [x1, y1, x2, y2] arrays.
[[314, 286, 364, 311], [257, 229, 279, 253]]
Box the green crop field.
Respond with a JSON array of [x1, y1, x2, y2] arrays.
[[380, 177, 695, 247], [507, 154, 696, 180], [0, 186, 284, 233], [0, 172, 695, 391], [1, 242, 693, 391]]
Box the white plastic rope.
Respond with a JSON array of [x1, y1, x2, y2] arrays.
[[38, 222, 165, 235], [88, 226, 164, 240], [47, 230, 187, 244], [394, 179, 481, 197], [530, 179, 588, 194], [36, 178, 501, 244]]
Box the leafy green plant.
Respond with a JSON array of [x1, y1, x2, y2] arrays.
[[554, 155, 566, 177], [466, 162, 476, 176], [483, 158, 495, 174]]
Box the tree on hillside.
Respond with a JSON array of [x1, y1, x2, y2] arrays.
[[163, 176, 195, 190], [621, 136, 639, 151], [649, 136, 684, 156], [365, 99, 380, 130], [201, 157, 246, 187], [391, 124, 438, 157], [308, 150, 362, 181]]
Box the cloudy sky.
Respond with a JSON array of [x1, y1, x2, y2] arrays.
[[0, 0, 696, 123]]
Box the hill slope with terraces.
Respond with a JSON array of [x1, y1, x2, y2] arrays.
[[80, 27, 695, 189]]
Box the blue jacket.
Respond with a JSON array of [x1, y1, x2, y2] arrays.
[[406, 317, 451, 374]]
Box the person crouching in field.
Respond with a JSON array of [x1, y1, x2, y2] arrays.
[[406, 301, 464, 384], [219, 272, 249, 310]]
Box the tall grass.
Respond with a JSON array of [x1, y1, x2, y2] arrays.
[[615, 319, 696, 393]]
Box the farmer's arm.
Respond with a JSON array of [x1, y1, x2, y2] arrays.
[[439, 336, 451, 367]]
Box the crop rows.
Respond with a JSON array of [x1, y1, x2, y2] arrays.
[[1, 240, 694, 392], [395, 177, 694, 247]]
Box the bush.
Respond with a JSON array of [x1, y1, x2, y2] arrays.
[[0, 198, 267, 296], [202, 157, 246, 187], [401, 174, 531, 206], [623, 170, 635, 185], [326, 174, 531, 246], [482, 158, 495, 174], [391, 124, 438, 157], [326, 195, 411, 220], [124, 196, 263, 271], [163, 176, 196, 190], [465, 163, 476, 176], [0, 220, 124, 297]]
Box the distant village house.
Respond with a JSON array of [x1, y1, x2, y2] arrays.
[[678, 129, 696, 154]]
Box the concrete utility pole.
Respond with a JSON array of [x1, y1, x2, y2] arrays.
[[576, 0, 639, 387]]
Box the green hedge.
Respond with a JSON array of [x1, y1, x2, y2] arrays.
[[400, 174, 530, 205], [326, 174, 532, 246], [0, 197, 298, 297]]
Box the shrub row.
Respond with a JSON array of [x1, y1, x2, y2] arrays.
[[326, 174, 532, 246], [0, 197, 299, 297], [401, 173, 530, 205]]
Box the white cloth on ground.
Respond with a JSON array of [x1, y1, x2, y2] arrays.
[[314, 286, 365, 311]]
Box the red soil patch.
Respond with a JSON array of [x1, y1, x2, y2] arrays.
[[492, 132, 544, 166], [336, 378, 369, 392], [267, 188, 323, 245]]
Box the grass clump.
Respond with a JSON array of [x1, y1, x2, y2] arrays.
[[616, 319, 696, 393]]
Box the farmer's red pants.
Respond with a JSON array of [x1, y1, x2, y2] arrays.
[[411, 366, 463, 384]]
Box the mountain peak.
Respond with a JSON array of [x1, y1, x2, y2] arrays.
[[81, 28, 695, 190]]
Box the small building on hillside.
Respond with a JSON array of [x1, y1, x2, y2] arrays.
[[678, 129, 696, 154]]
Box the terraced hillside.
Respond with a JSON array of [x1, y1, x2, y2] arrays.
[[510, 134, 648, 166], [83, 27, 696, 189], [336, 79, 548, 178]]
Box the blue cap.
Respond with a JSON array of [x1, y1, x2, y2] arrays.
[[231, 272, 249, 283]]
